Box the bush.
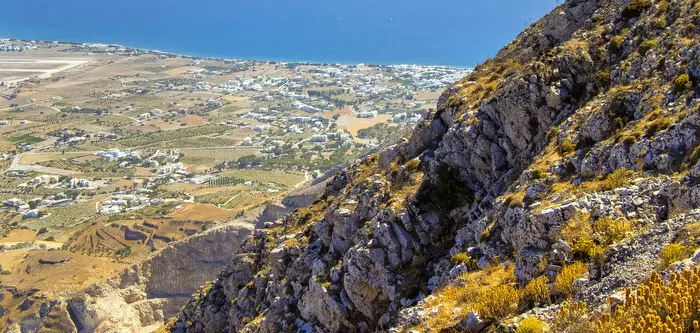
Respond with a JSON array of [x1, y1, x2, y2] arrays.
[[645, 118, 672, 137], [592, 217, 631, 244], [660, 243, 690, 267], [37, 227, 48, 234], [554, 301, 594, 332], [595, 270, 700, 332], [688, 145, 700, 168], [622, 0, 649, 18], [597, 168, 633, 192], [520, 275, 551, 307], [475, 284, 519, 320], [115, 246, 132, 258], [450, 252, 477, 269], [596, 71, 612, 89], [638, 40, 657, 56], [622, 135, 637, 144], [403, 159, 421, 172], [673, 74, 693, 94], [560, 213, 601, 260], [559, 139, 576, 155], [516, 317, 548, 333], [653, 17, 667, 29], [555, 262, 588, 298], [503, 191, 526, 208], [609, 36, 625, 54]]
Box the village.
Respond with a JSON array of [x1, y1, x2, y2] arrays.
[[0, 39, 469, 325]]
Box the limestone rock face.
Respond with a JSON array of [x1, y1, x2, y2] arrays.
[[27, 222, 253, 333], [172, 0, 700, 332]]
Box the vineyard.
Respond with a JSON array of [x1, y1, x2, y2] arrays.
[[179, 148, 260, 166], [80, 125, 229, 150]]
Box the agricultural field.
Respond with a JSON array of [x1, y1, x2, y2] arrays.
[[0, 39, 467, 330]]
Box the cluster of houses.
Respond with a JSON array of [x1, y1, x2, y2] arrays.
[[98, 194, 153, 215], [16, 175, 93, 189], [0, 39, 36, 52], [3, 192, 75, 218]]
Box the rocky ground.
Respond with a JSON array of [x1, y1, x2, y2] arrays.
[[170, 0, 700, 332]]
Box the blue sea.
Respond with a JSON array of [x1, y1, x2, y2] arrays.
[[0, 0, 556, 67]]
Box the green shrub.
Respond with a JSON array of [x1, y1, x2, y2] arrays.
[[560, 213, 602, 260], [597, 71, 612, 89], [645, 118, 672, 137], [622, 0, 649, 18], [559, 139, 576, 155], [609, 36, 625, 54], [475, 284, 519, 320], [450, 252, 477, 269], [37, 227, 48, 234], [688, 145, 700, 167], [115, 246, 132, 258], [638, 39, 657, 56], [673, 74, 693, 94], [622, 135, 637, 144]]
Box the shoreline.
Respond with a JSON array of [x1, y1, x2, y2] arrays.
[[0, 36, 474, 69]]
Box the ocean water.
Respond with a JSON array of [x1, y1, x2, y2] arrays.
[[0, 0, 556, 67]]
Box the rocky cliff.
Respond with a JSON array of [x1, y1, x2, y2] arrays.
[[172, 0, 700, 332], [7, 221, 253, 333]]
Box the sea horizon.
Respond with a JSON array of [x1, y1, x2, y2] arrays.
[[0, 36, 475, 69], [0, 0, 556, 68]]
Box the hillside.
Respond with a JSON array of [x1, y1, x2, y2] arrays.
[[170, 0, 700, 332]]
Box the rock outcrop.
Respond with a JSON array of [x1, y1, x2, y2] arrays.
[[172, 0, 700, 332], [16, 221, 253, 333]]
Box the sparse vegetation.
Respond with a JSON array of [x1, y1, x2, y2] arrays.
[[559, 139, 576, 155], [520, 275, 551, 307], [554, 262, 588, 298], [622, 0, 649, 18], [553, 301, 593, 332], [595, 270, 700, 332], [645, 118, 672, 137], [673, 73, 693, 94], [660, 243, 690, 267], [450, 252, 477, 269], [638, 39, 657, 56], [503, 191, 526, 208], [516, 317, 548, 333]]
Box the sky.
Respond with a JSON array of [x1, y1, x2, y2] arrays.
[[0, 0, 558, 67]]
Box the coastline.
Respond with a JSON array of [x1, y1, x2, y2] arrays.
[[0, 36, 474, 69]]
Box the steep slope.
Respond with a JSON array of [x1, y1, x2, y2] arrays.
[[3, 221, 252, 333], [171, 0, 700, 332]]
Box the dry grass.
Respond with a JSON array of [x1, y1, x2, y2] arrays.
[[560, 213, 602, 260], [520, 275, 551, 308], [554, 262, 588, 298], [503, 190, 527, 208], [416, 266, 517, 330], [553, 301, 594, 332]]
